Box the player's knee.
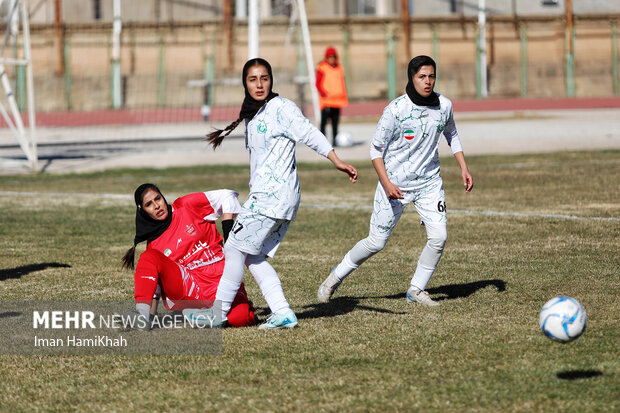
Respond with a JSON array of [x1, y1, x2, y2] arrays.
[[427, 229, 447, 252], [135, 249, 166, 273], [364, 234, 388, 254], [226, 303, 256, 328], [244, 253, 266, 267]]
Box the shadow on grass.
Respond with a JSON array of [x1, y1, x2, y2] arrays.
[[428, 279, 507, 301], [557, 370, 603, 380], [0, 262, 71, 281], [0, 311, 22, 318], [251, 279, 507, 320], [296, 296, 406, 320], [289, 279, 508, 320], [375, 279, 507, 302]]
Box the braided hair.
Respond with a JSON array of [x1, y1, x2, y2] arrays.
[[206, 58, 278, 149]]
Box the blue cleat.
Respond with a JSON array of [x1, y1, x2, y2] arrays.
[[258, 309, 298, 329]]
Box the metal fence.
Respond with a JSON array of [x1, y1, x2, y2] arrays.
[[16, 13, 620, 121]]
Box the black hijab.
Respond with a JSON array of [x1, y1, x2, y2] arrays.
[[239, 58, 279, 120], [133, 183, 173, 245], [405, 55, 440, 107]]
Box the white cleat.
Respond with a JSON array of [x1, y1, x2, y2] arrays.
[[406, 287, 440, 307], [317, 267, 342, 303]]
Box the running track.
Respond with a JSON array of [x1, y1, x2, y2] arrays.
[[2, 96, 620, 128]]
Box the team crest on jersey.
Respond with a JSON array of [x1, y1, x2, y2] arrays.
[[436, 116, 447, 132], [185, 224, 196, 236], [164, 249, 172, 257], [404, 129, 415, 140], [257, 120, 267, 134]]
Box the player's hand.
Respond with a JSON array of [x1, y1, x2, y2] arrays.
[[337, 161, 358, 183], [384, 181, 404, 199], [462, 170, 474, 193], [328, 151, 358, 183]]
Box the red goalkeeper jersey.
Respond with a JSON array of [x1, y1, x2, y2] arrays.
[[146, 192, 225, 292]]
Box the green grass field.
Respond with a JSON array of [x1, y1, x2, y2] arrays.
[[0, 150, 618, 412]]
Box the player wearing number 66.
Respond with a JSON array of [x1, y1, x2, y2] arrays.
[[318, 55, 474, 306]]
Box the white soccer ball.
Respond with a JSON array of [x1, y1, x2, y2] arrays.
[[335, 131, 353, 147], [539, 296, 587, 343]]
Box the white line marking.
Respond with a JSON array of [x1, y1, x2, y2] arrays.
[[300, 203, 620, 222], [1, 191, 618, 222], [0, 190, 131, 200]]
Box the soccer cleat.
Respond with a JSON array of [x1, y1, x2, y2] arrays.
[[406, 287, 440, 307], [317, 267, 342, 303], [258, 309, 298, 330], [182, 307, 227, 328]]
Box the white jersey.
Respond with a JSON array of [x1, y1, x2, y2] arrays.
[[370, 94, 463, 191], [243, 96, 333, 220], [203, 189, 242, 220]]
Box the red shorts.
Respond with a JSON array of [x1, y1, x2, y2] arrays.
[[134, 249, 256, 327]]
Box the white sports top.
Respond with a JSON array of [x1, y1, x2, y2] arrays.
[[370, 94, 463, 191], [243, 96, 333, 220]]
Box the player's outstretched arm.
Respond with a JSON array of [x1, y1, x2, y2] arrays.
[[371, 158, 403, 199], [327, 150, 358, 183], [454, 151, 473, 192]]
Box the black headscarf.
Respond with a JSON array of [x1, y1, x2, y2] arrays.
[[205, 58, 280, 150], [133, 183, 173, 245], [239, 58, 279, 120], [405, 55, 440, 107]]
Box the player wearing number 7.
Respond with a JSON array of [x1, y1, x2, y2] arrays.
[[318, 55, 474, 306]]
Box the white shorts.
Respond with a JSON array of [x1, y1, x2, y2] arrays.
[[369, 178, 447, 239], [226, 210, 290, 258]]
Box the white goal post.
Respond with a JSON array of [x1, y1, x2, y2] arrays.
[[247, 0, 320, 124], [0, 0, 36, 171]]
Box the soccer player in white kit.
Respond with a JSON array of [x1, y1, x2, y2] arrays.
[[206, 58, 358, 328], [318, 55, 474, 306]]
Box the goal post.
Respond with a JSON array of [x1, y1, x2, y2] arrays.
[[0, 0, 37, 171], [246, 0, 320, 124]]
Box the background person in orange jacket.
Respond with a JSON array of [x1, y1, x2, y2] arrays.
[[316, 46, 348, 146]]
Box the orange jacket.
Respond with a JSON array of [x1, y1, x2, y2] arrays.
[[316, 61, 348, 109]]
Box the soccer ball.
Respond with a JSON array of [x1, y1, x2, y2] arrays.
[[539, 296, 587, 343], [335, 131, 353, 147]]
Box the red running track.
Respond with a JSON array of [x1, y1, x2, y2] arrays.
[[2, 96, 620, 128]]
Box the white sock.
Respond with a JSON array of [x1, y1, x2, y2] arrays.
[[334, 235, 387, 281], [246, 254, 290, 314], [215, 244, 247, 318], [410, 242, 443, 291], [333, 253, 357, 280]]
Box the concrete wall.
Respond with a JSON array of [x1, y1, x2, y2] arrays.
[[19, 13, 620, 114], [24, 0, 620, 24]]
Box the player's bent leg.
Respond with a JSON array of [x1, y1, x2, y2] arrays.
[[226, 302, 256, 327], [245, 254, 290, 314], [134, 249, 164, 303], [318, 234, 388, 302], [215, 243, 247, 320], [225, 285, 257, 327], [408, 222, 447, 306], [245, 254, 297, 329], [134, 249, 196, 325]]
